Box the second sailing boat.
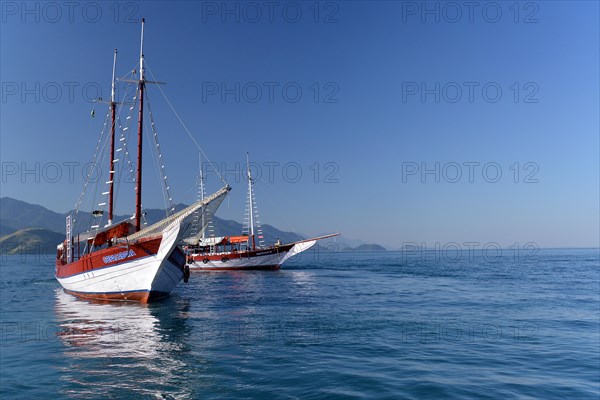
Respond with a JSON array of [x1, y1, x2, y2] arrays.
[[184, 154, 338, 270]]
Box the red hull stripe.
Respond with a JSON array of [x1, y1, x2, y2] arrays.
[[56, 236, 162, 279], [63, 288, 170, 303], [56, 254, 154, 279], [191, 245, 293, 262]]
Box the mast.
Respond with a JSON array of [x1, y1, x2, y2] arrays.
[[199, 153, 205, 239], [135, 18, 145, 232], [108, 48, 117, 226], [247, 153, 255, 250]]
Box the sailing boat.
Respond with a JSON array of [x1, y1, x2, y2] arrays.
[[55, 19, 230, 302], [185, 154, 339, 271]]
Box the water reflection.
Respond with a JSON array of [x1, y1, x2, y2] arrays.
[[54, 289, 195, 399], [289, 270, 317, 287]]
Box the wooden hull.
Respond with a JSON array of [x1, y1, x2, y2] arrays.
[[188, 240, 316, 271], [56, 223, 184, 303], [63, 288, 171, 302]]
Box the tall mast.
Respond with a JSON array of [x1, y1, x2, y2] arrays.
[[135, 18, 145, 232], [247, 152, 255, 250], [108, 48, 117, 226], [199, 153, 205, 239]]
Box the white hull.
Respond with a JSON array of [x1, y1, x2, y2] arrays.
[[189, 240, 316, 270], [57, 223, 183, 300]]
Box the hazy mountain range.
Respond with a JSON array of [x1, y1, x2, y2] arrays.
[[0, 197, 385, 254]]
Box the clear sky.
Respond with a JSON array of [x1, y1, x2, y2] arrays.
[[1, 1, 598, 248]]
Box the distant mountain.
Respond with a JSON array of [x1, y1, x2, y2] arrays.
[[0, 196, 191, 235], [0, 197, 67, 232], [342, 244, 386, 252], [333, 236, 370, 249], [0, 224, 16, 236], [0, 228, 64, 254], [0, 197, 304, 253]]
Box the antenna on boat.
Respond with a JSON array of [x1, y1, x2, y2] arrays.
[[108, 48, 117, 226], [135, 18, 146, 232]]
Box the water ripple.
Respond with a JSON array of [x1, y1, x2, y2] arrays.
[[1, 249, 598, 399]]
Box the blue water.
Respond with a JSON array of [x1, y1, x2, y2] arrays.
[[1, 249, 598, 399]]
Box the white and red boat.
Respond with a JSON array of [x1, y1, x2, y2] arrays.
[[56, 19, 229, 302], [185, 154, 339, 271], [186, 234, 338, 271]]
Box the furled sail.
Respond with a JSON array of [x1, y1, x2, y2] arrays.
[[125, 185, 230, 241], [183, 236, 225, 246], [181, 187, 229, 245]]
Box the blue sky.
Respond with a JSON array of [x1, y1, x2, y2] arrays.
[[1, 1, 598, 248]]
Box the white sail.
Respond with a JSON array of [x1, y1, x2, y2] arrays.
[[181, 183, 228, 244], [126, 185, 230, 241]]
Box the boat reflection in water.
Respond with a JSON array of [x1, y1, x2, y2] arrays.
[[54, 289, 195, 398]]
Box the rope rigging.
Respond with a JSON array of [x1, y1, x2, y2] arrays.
[[71, 108, 111, 233], [145, 61, 228, 186], [70, 59, 229, 242], [144, 88, 176, 217]]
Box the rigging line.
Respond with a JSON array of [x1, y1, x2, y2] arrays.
[[144, 89, 175, 214], [143, 99, 166, 214], [72, 109, 110, 216], [112, 115, 123, 216], [117, 64, 138, 81], [112, 103, 135, 215], [143, 101, 170, 217], [181, 180, 201, 202], [73, 108, 111, 231], [111, 112, 124, 215], [87, 115, 113, 234], [112, 69, 138, 124], [71, 72, 136, 228], [112, 103, 137, 215], [115, 83, 136, 123], [92, 86, 137, 227], [253, 181, 306, 241], [144, 61, 227, 186]]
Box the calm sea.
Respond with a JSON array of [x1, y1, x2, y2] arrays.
[[1, 249, 598, 399]]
